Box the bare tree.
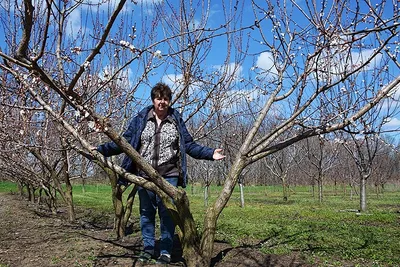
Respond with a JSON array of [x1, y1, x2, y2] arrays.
[[340, 133, 380, 211], [1, 1, 399, 266], [371, 141, 399, 197], [329, 141, 359, 198], [265, 145, 299, 201], [297, 136, 339, 202]]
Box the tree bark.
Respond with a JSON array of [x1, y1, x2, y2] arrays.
[[360, 174, 367, 211], [174, 190, 209, 267], [282, 180, 288, 201], [318, 175, 323, 203], [199, 157, 246, 265], [239, 182, 245, 208]]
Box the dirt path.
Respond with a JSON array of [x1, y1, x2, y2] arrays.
[[0, 192, 310, 267]]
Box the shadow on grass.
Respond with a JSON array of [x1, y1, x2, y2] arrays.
[[211, 228, 313, 267], [54, 207, 381, 266], [80, 231, 186, 266]]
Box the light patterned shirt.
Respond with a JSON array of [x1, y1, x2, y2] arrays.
[[139, 110, 179, 177]]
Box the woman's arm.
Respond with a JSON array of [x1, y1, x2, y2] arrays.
[[96, 116, 137, 157]]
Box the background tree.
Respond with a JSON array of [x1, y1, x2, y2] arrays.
[[371, 139, 399, 197], [1, 0, 399, 266], [264, 144, 299, 201], [297, 136, 339, 202]]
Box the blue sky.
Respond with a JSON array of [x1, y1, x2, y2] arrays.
[[0, 0, 399, 136]]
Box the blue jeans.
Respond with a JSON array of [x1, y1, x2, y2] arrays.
[[138, 177, 178, 256]]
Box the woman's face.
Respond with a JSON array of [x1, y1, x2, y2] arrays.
[[152, 96, 170, 115]]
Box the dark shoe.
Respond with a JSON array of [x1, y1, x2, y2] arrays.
[[138, 251, 153, 263], [156, 254, 171, 265]]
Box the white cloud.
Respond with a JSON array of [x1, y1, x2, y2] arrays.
[[213, 62, 243, 82], [188, 18, 201, 30], [162, 73, 201, 95], [313, 47, 383, 81], [121, 68, 134, 84], [218, 87, 268, 115], [162, 74, 184, 90], [78, 0, 145, 13], [255, 52, 278, 77], [383, 117, 400, 131], [65, 9, 83, 38], [351, 49, 382, 71], [135, 0, 164, 15]]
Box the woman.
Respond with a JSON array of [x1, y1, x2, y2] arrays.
[[96, 82, 225, 264]]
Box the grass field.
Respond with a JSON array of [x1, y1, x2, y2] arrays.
[[1, 181, 399, 266]]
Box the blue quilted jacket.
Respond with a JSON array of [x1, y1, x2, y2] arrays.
[[97, 105, 214, 187]]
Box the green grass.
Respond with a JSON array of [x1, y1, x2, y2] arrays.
[[2, 182, 399, 266], [72, 184, 115, 211], [188, 184, 400, 266], [0, 181, 18, 193]]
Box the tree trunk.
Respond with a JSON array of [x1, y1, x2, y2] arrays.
[[122, 186, 137, 234], [311, 183, 315, 198], [62, 157, 75, 221], [360, 175, 367, 211], [81, 176, 86, 194], [27, 184, 35, 202], [282, 182, 288, 201], [199, 208, 218, 266], [199, 158, 246, 266], [64, 179, 75, 221], [375, 183, 379, 198], [204, 184, 209, 207], [342, 182, 346, 197], [334, 178, 337, 196], [174, 191, 209, 267], [113, 186, 126, 239], [107, 169, 127, 239], [59, 141, 76, 222], [17, 183, 23, 196], [318, 176, 323, 203], [239, 182, 245, 207], [81, 156, 87, 194]]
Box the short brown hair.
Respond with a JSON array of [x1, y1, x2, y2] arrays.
[[151, 82, 172, 101]]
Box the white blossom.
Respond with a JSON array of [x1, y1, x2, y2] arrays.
[[88, 121, 95, 130], [154, 50, 162, 59], [71, 47, 82, 54], [120, 40, 130, 47], [83, 61, 90, 69]]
